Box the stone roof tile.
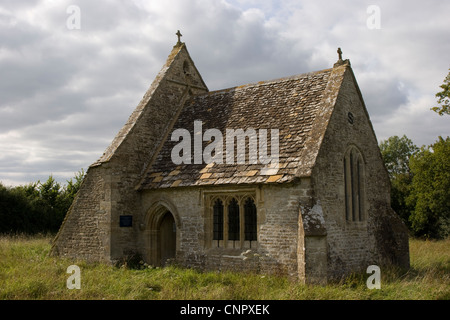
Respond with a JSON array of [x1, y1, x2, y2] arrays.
[[139, 68, 335, 189]]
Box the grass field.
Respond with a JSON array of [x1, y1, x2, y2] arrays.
[[0, 234, 448, 300]]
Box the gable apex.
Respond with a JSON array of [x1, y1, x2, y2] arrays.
[[93, 41, 208, 166], [294, 62, 350, 177]]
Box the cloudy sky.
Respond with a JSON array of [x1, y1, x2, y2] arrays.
[[0, 0, 449, 186]]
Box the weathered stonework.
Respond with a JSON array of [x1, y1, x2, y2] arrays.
[[51, 40, 409, 284]]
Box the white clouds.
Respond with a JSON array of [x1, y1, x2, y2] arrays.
[[0, 0, 449, 186]]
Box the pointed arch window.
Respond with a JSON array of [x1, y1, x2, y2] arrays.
[[344, 147, 365, 221], [244, 197, 257, 242], [213, 199, 224, 243], [228, 198, 240, 241]]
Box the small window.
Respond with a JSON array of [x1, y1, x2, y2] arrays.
[[213, 199, 224, 242], [183, 60, 190, 76], [347, 112, 354, 124], [228, 198, 240, 241], [344, 147, 365, 221], [244, 197, 257, 242]]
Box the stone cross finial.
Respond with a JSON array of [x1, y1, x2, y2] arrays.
[[333, 47, 350, 68], [337, 47, 343, 60], [176, 30, 182, 44]]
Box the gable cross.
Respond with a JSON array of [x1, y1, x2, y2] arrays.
[[337, 47, 343, 61], [176, 30, 182, 44]]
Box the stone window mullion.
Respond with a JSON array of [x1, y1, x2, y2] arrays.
[[239, 199, 244, 248], [228, 198, 240, 248], [344, 147, 365, 222], [208, 193, 257, 249], [213, 198, 224, 247]]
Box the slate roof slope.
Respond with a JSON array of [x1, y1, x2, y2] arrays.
[[139, 68, 336, 190]]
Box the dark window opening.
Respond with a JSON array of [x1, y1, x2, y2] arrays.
[[228, 198, 240, 241], [244, 197, 257, 242], [213, 199, 224, 243]]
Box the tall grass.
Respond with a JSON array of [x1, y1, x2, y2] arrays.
[[0, 235, 448, 300]]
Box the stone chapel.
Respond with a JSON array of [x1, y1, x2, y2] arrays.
[[51, 33, 410, 283]]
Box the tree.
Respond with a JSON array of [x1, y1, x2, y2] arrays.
[[0, 169, 85, 234], [64, 168, 85, 199], [431, 68, 450, 116], [379, 135, 418, 226], [57, 169, 85, 222], [0, 183, 33, 233], [407, 136, 450, 239], [379, 135, 419, 178]]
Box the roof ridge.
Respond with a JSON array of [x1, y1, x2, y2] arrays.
[[198, 68, 333, 97]]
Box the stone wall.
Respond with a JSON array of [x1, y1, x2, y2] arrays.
[[51, 164, 111, 261], [257, 181, 312, 278], [310, 64, 409, 280], [138, 181, 313, 278], [51, 43, 208, 261]]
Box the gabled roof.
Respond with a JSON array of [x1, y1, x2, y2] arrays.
[[138, 63, 348, 190], [92, 43, 208, 166]]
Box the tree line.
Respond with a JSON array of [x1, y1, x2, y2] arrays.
[[380, 135, 449, 239], [379, 69, 449, 239], [0, 170, 84, 234]]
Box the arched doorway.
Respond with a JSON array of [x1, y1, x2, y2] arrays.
[[159, 211, 176, 266], [144, 200, 180, 267]]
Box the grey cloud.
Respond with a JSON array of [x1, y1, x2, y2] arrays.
[[358, 76, 409, 118], [0, 0, 449, 186]]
